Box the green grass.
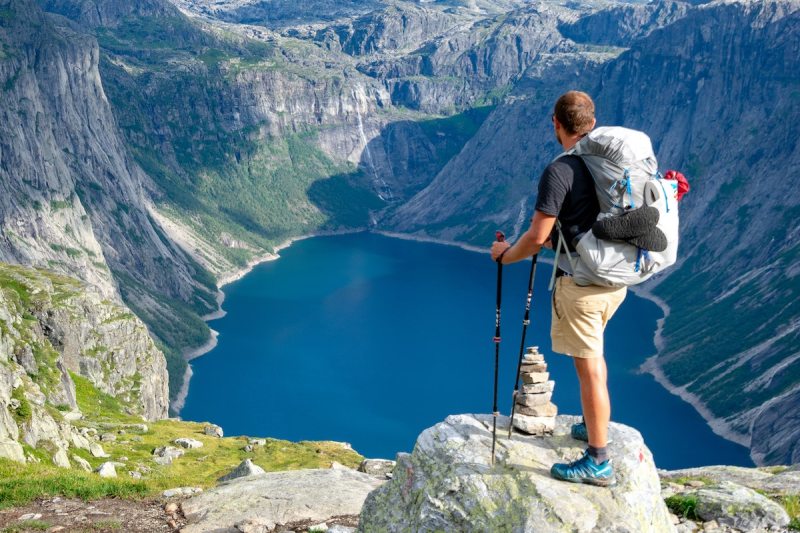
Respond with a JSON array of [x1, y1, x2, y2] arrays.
[[0, 458, 149, 509], [72, 373, 130, 424], [10, 387, 31, 423], [0, 376, 364, 508], [50, 199, 72, 211], [783, 495, 800, 530], [2, 520, 52, 532], [668, 476, 712, 486], [665, 494, 699, 520]]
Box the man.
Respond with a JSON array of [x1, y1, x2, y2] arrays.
[[490, 90, 626, 486]]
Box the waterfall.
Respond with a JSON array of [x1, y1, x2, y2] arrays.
[[352, 85, 393, 202]]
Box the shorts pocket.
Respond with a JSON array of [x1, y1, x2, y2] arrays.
[[552, 283, 563, 320]]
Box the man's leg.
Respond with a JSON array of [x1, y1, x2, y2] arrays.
[[574, 356, 610, 454]]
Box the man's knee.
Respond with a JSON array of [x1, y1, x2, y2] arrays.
[[573, 356, 607, 383]]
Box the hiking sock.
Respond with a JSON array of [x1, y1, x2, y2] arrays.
[[587, 445, 610, 464]]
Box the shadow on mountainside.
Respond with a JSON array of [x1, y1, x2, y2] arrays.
[[306, 106, 495, 230]]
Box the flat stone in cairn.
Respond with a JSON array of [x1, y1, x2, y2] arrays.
[[513, 414, 556, 434], [513, 347, 557, 436], [517, 403, 558, 417], [522, 347, 544, 363], [521, 372, 549, 384], [516, 392, 553, 407], [519, 362, 548, 373], [522, 381, 555, 394]]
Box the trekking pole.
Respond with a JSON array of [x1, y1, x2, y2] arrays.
[[507, 253, 538, 439], [491, 230, 505, 465]]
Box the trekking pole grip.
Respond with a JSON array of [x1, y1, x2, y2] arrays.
[[495, 231, 506, 264]]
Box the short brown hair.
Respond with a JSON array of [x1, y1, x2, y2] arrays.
[[553, 91, 595, 136]]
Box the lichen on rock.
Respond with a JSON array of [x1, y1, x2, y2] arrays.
[[359, 414, 675, 532]]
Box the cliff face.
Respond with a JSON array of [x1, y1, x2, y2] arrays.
[[0, 262, 169, 465], [0, 0, 218, 400], [559, 0, 691, 46]]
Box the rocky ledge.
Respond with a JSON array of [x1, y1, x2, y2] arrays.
[[359, 413, 673, 532]]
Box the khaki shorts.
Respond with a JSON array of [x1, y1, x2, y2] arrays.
[[551, 276, 627, 359]]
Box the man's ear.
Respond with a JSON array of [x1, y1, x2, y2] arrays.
[[590, 118, 597, 130]]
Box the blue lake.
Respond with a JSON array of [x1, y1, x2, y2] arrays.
[[181, 232, 753, 470]]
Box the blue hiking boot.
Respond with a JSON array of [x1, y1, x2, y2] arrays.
[[550, 451, 616, 487], [571, 419, 589, 442]]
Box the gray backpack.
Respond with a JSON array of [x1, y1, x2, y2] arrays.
[[550, 127, 680, 288]]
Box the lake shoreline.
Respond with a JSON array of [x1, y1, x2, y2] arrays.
[[173, 231, 749, 459], [170, 229, 363, 413]]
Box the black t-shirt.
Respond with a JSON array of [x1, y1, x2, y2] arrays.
[[534, 155, 599, 251]]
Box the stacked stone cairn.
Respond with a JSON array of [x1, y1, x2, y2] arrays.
[[512, 346, 557, 435]]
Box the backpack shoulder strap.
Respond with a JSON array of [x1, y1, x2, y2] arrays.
[[548, 220, 579, 291]]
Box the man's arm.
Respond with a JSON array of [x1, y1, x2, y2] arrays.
[[490, 210, 557, 264]]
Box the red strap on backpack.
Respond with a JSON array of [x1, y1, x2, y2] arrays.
[[664, 170, 690, 201]]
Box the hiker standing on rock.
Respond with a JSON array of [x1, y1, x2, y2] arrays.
[[490, 91, 625, 486]]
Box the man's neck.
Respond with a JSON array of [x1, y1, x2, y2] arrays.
[[560, 134, 584, 151]]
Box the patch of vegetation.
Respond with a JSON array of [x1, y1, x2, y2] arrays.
[[0, 376, 365, 507], [665, 493, 700, 520], [2, 66, 19, 92], [30, 342, 62, 396], [49, 243, 83, 258], [72, 373, 128, 424], [10, 387, 31, 423], [0, 458, 149, 510], [101, 312, 135, 324], [158, 343, 188, 409], [669, 476, 713, 486], [783, 495, 800, 530], [2, 520, 52, 532], [50, 199, 72, 211], [0, 7, 15, 23]]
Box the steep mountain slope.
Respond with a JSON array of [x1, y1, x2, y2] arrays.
[[598, 0, 800, 467], [558, 0, 690, 46], [0, 262, 168, 465], [386, 0, 800, 465], [0, 0, 218, 401]]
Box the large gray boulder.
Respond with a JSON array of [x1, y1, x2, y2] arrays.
[[181, 467, 385, 533], [359, 414, 675, 532], [661, 465, 800, 496], [685, 480, 790, 531]]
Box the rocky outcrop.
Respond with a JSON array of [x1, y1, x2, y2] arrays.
[[172, 0, 380, 29], [661, 465, 800, 497], [660, 466, 798, 532], [355, 4, 578, 112], [180, 466, 385, 532], [0, 263, 169, 464], [359, 414, 674, 532], [559, 1, 691, 46], [313, 4, 461, 56], [217, 458, 265, 482]]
